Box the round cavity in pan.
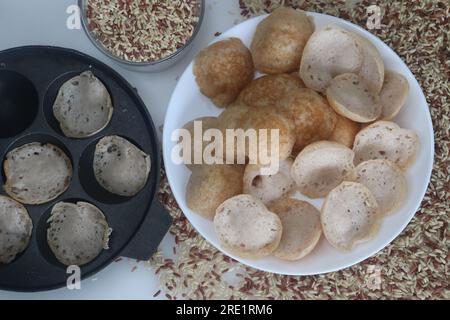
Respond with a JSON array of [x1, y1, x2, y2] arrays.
[[0, 195, 33, 265], [35, 198, 111, 268], [0, 70, 39, 138], [2, 134, 73, 205], [43, 70, 113, 138], [93, 135, 151, 197], [79, 135, 151, 204]]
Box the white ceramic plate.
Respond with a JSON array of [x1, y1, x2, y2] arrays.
[[162, 13, 434, 275]]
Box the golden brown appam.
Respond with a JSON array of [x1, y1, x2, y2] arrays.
[[237, 74, 304, 109], [186, 164, 244, 220], [181, 117, 219, 170], [241, 107, 295, 162], [329, 114, 361, 148], [279, 88, 337, 154], [251, 7, 315, 74], [193, 38, 254, 107], [218, 104, 295, 163]]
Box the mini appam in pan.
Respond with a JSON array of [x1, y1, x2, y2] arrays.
[[53, 71, 113, 138], [0, 196, 32, 264], [4, 143, 72, 205], [47, 201, 112, 266], [94, 135, 151, 197]]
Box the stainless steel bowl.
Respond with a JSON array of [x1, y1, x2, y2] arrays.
[[79, 0, 205, 73]]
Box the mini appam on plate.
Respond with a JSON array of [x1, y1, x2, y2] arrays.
[[300, 24, 363, 93], [163, 13, 434, 275], [181, 116, 219, 171], [4, 143, 72, 205], [353, 121, 419, 169], [326, 73, 382, 123], [380, 70, 410, 120], [355, 159, 407, 215], [0, 196, 32, 264], [329, 114, 361, 148], [243, 159, 295, 205], [214, 194, 282, 260], [268, 198, 321, 261], [321, 182, 381, 251], [251, 7, 314, 74], [291, 141, 356, 198], [193, 38, 254, 108]]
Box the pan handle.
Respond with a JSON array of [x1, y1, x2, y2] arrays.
[[121, 199, 173, 260]]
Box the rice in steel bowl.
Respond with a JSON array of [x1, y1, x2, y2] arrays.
[[83, 0, 203, 67]]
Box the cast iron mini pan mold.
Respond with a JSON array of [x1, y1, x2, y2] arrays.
[[0, 46, 172, 292]]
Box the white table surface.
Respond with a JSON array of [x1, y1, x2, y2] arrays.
[[0, 0, 244, 300]]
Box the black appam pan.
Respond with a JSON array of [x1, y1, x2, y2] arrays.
[[0, 46, 172, 292]]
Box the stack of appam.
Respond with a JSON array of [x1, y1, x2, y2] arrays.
[[184, 7, 419, 259]]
